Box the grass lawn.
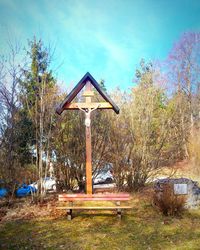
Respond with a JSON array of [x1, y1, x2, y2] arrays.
[[0, 189, 200, 250]]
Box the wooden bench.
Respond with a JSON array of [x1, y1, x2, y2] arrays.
[[56, 193, 132, 220]]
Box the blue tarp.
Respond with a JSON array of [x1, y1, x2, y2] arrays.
[[0, 188, 8, 198], [15, 184, 37, 197]]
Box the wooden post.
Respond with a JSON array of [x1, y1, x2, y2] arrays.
[[85, 114, 92, 194], [85, 81, 93, 194]]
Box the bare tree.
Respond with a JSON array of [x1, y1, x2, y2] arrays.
[[0, 41, 24, 184]]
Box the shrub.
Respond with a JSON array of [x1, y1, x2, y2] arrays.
[[188, 129, 200, 176], [153, 183, 186, 216]]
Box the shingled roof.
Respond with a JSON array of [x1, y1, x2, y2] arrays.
[[56, 72, 120, 115]]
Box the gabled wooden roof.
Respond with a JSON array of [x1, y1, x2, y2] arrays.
[[56, 72, 120, 115]]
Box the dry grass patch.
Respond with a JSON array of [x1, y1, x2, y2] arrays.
[[0, 188, 200, 249]]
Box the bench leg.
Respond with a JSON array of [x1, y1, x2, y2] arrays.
[[67, 209, 72, 220], [117, 208, 122, 219], [116, 201, 122, 219]]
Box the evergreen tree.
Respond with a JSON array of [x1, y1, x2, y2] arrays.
[[20, 37, 57, 199]]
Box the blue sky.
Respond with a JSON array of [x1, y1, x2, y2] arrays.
[[0, 0, 200, 91]]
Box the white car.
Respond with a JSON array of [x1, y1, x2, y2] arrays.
[[93, 170, 114, 185], [30, 177, 57, 191]]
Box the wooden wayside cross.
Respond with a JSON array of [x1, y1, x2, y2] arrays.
[[56, 72, 119, 194]]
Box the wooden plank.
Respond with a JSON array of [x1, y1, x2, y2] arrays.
[[58, 197, 130, 201], [58, 193, 130, 198], [56, 206, 132, 210], [58, 195, 130, 199], [82, 90, 94, 97], [64, 102, 113, 110], [58, 194, 130, 199], [58, 196, 130, 200]]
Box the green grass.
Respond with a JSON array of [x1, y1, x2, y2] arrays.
[[0, 196, 200, 250]]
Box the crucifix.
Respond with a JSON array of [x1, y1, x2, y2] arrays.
[[56, 72, 119, 194]]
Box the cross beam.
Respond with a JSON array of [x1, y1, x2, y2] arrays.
[[64, 102, 113, 110]]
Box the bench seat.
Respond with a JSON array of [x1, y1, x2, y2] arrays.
[[56, 193, 132, 220], [57, 206, 132, 210]]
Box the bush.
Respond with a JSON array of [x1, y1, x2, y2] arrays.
[[153, 184, 186, 216], [189, 129, 200, 176]]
